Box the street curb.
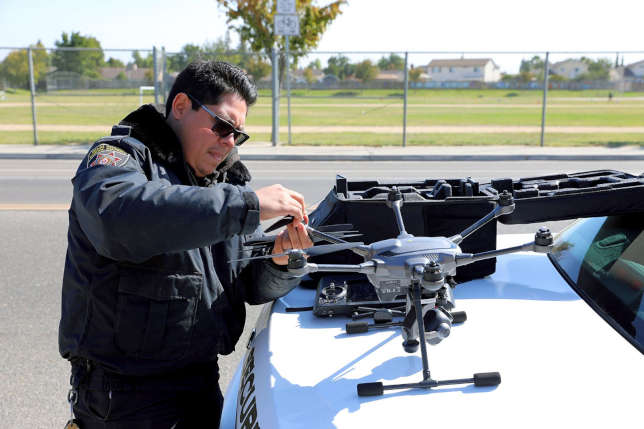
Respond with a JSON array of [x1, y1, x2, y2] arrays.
[[239, 154, 644, 161], [2, 153, 644, 161]]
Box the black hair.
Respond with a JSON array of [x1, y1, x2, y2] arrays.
[[165, 60, 257, 117]]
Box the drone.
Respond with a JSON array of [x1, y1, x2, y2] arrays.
[[232, 188, 554, 397]]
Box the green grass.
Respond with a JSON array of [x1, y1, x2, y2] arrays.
[[6, 103, 641, 127], [1, 88, 643, 146], [0, 131, 103, 145]]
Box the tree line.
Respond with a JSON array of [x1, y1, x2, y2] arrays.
[[0, 31, 425, 90], [502, 55, 614, 83]]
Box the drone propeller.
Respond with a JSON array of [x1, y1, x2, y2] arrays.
[[265, 216, 358, 233], [264, 215, 296, 233], [245, 232, 362, 247], [229, 242, 364, 263]]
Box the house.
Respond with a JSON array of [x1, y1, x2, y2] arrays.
[[374, 70, 405, 82], [425, 58, 500, 82], [625, 60, 644, 78], [550, 59, 588, 80], [100, 64, 151, 81]]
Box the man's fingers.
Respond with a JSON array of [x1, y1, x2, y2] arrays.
[[300, 224, 314, 248], [255, 184, 308, 222], [288, 190, 306, 215], [273, 230, 284, 254], [287, 223, 303, 250]]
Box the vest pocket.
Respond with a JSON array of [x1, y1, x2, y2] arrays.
[[114, 269, 203, 360]]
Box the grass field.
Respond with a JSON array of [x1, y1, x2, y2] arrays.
[[1, 88, 643, 146]]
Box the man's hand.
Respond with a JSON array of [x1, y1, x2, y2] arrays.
[[255, 184, 308, 223], [271, 222, 314, 265]]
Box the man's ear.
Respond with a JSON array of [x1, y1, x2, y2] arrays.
[[171, 92, 191, 120]]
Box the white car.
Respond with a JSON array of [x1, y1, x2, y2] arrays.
[[221, 214, 643, 428]]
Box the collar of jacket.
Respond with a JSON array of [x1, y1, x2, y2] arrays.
[[118, 104, 252, 186]]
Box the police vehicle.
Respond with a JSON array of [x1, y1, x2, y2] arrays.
[[221, 170, 644, 428]]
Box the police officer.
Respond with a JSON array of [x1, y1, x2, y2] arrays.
[[59, 61, 313, 428]]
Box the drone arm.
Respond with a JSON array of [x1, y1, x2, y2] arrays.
[[449, 191, 514, 245], [305, 260, 377, 274], [456, 229, 553, 267], [456, 242, 534, 267]]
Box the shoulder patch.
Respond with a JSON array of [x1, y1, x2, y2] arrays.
[[87, 143, 130, 168]]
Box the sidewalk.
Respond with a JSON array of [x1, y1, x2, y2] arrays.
[[1, 142, 643, 161]]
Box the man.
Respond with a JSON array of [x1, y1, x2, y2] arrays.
[[59, 61, 312, 428]]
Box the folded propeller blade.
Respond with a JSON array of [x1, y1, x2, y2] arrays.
[[244, 231, 361, 248], [229, 242, 364, 263], [264, 216, 294, 233]]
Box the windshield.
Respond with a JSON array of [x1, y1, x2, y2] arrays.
[[549, 215, 644, 353]]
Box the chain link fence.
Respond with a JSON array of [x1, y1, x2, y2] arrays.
[[1, 46, 643, 147]]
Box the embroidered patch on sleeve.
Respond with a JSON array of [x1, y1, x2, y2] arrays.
[[87, 143, 130, 168]]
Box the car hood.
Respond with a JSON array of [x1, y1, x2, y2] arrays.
[[223, 235, 644, 428]]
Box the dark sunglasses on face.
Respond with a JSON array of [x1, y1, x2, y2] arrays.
[[185, 93, 250, 146]]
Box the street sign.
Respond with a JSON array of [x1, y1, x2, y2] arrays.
[[276, 0, 296, 14], [274, 14, 300, 36]]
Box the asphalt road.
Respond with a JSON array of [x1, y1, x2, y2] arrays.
[[1, 158, 643, 427]]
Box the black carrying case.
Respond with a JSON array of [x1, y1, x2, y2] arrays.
[[485, 169, 644, 224], [307, 170, 644, 282]]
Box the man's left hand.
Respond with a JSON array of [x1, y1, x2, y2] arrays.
[[271, 221, 314, 265]]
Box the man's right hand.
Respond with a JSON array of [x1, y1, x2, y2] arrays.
[[255, 184, 308, 223]]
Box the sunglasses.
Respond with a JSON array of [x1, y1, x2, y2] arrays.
[[186, 93, 250, 146]]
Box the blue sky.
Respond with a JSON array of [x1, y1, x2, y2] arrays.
[[2, 0, 643, 73]]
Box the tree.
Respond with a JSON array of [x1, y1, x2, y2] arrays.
[[106, 57, 125, 68], [324, 55, 354, 80], [303, 67, 316, 84], [308, 58, 322, 70], [409, 66, 423, 83], [167, 44, 204, 72], [519, 55, 544, 74], [215, 0, 347, 86], [0, 41, 49, 89], [354, 59, 378, 83], [131, 50, 154, 68], [51, 31, 104, 78], [519, 55, 546, 81], [116, 71, 127, 81], [377, 53, 404, 71], [243, 56, 272, 81], [578, 57, 612, 81]]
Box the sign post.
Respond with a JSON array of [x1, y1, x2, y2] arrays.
[[275, 0, 299, 146]]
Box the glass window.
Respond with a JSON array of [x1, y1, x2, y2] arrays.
[[550, 215, 644, 352], [474, 67, 479, 72]]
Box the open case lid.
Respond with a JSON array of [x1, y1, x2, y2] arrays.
[[482, 170, 644, 224]]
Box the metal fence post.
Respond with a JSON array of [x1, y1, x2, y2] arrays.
[[285, 36, 292, 145], [403, 52, 409, 148], [27, 47, 38, 146], [153, 46, 159, 106], [271, 48, 279, 146], [161, 46, 167, 105], [540, 51, 550, 147]]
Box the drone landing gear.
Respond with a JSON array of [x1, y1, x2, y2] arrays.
[[357, 372, 502, 396], [356, 282, 500, 397]]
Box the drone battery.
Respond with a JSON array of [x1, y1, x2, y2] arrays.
[[308, 176, 497, 281], [313, 274, 408, 318]]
